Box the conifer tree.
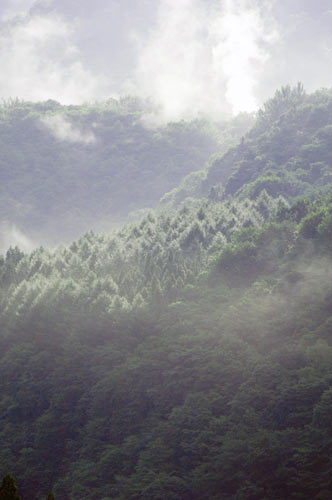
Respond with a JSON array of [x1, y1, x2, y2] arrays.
[[0, 475, 21, 500]]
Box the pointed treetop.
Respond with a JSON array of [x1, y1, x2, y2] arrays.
[[0, 475, 21, 500]]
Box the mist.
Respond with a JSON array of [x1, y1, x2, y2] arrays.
[[0, 222, 36, 255], [133, 0, 277, 121], [0, 0, 331, 121], [40, 114, 97, 144], [2, 2, 332, 494]]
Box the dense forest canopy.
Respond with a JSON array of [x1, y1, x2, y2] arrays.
[[2, 86, 332, 499], [0, 97, 253, 249], [167, 85, 332, 208]]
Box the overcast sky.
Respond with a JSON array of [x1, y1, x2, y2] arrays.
[[0, 0, 332, 120]]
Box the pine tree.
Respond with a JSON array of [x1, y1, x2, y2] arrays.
[[0, 475, 21, 500]]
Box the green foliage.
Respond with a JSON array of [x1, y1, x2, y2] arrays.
[[256, 83, 306, 130], [217, 240, 259, 285], [1, 194, 332, 499], [0, 100, 250, 245], [276, 198, 310, 223], [4, 87, 332, 500], [300, 210, 325, 239], [192, 86, 332, 206], [0, 475, 21, 500]]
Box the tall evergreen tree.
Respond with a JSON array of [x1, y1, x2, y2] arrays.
[[0, 475, 21, 500]]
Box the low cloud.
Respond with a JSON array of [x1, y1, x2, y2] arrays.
[[133, 0, 278, 122], [0, 0, 280, 122], [1, 0, 332, 125], [40, 114, 97, 144], [0, 222, 36, 254], [0, 8, 110, 104]]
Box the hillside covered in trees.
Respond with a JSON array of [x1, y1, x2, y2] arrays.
[[2, 87, 332, 499], [0, 97, 252, 247], [164, 84, 332, 207]]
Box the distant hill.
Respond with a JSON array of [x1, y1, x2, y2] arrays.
[[0, 97, 252, 248]]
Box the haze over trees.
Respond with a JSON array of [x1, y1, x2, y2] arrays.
[[1, 86, 332, 499], [0, 97, 253, 248]]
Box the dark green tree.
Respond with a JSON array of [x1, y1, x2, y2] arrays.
[[0, 475, 21, 500]]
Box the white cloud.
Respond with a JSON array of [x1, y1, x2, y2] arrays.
[[1, 0, 332, 124], [210, 0, 278, 114], [0, 10, 110, 103], [40, 114, 96, 144], [0, 222, 35, 254], [134, 0, 278, 121]]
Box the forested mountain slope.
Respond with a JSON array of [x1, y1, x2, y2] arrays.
[[2, 191, 332, 499], [164, 85, 332, 207], [0, 98, 252, 247], [2, 87, 332, 500]]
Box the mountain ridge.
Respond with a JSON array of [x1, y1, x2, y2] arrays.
[[2, 86, 332, 499]]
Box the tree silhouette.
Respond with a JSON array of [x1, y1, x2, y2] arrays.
[[0, 475, 21, 500]]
